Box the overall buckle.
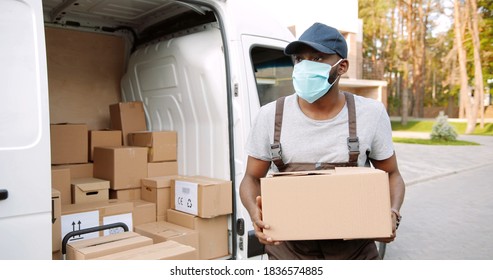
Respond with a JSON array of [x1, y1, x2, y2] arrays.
[[270, 143, 282, 160], [347, 137, 359, 152]]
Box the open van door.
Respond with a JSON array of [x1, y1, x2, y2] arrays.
[[234, 35, 294, 259], [0, 0, 51, 259]]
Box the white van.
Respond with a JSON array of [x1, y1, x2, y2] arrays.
[[0, 0, 296, 259]]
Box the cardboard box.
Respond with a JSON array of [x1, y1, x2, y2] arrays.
[[66, 231, 153, 260], [167, 209, 229, 260], [52, 189, 62, 252], [71, 178, 110, 204], [147, 161, 178, 177], [109, 188, 141, 201], [93, 240, 198, 260], [128, 131, 177, 162], [50, 123, 88, 164], [52, 163, 93, 179], [61, 200, 134, 244], [93, 147, 147, 190], [51, 167, 71, 205], [171, 176, 232, 218], [132, 200, 157, 227], [134, 221, 199, 251], [141, 176, 182, 221], [260, 167, 392, 241], [109, 101, 147, 145], [89, 130, 122, 161]]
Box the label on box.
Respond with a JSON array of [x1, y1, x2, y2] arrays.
[[174, 181, 198, 215], [102, 213, 133, 236], [61, 211, 99, 244]]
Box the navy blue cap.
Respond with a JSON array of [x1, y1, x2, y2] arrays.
[[284, 23, 347, 58]]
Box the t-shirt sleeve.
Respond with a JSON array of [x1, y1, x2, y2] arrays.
[[369, 105, 395, 161], [245, 104, 274, 161]]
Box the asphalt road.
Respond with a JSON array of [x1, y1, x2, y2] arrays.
[[384, 133, 493, 260]]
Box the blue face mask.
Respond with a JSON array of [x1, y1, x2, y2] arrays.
[[292, 59, 342, 103]]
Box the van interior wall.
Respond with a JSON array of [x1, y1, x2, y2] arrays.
[[45, 27, 125, 130]]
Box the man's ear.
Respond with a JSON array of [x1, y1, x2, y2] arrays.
[[338, 59, 349, 75], [337, 59, 349, 76]]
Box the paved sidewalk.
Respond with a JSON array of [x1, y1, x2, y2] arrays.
[[392, 132, 493, 186]]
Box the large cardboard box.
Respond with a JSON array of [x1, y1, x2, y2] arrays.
[[51, 167, 71, 205], [128, 131, 177, 162], [141, 176, 182, 221], [147, 161, 178, 177], [171, 176, 232, 218], [93, 240, 198, 260], [52, 189, 62, 253], [109, 101, 147, 145], [71, 178, 110, 204], [66, 231, 153, 260], [134, 221, 199, 251], [132, 200, 157, 227], [93, 147, 147, 190], [167, 209, 229, 260], [61, 200, 134, 244], [52, 163, 93, 179], [260, 167, 392, 241], [50, 123, 88, 164], [89, 130, 122, 161]]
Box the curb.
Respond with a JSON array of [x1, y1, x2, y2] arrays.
[[405, 162, 493, 186]]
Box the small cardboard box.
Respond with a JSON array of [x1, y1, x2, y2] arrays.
[[141, 176, 182, 221], [71, 178, 110, 204], [109, 101, 147, 146], [50, 123, 88, 164], [89, 130, 122, 161], [52, 189, 62, 252], [61, 200, 134, 244], [261, 167, 392, 241], [132, 200, 157, 227], [93, 240, 198, 260], [128, 131, 177, 162], [52, 163, 93, 179], [147, 161, 178, 177], [109, 188, 141, 201], [134, 221, 199, 251], [51, 167, 71, 205], [167, 209, 229, 260], [66, 231, 153, 260], [93, 147, 148, 190], [171, 176, 232, 218]]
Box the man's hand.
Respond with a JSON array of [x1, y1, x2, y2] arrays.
[[252, 196, 282, 246], [374, 211, 398, 243]]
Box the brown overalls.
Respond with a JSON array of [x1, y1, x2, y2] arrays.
[[265, 92, 379, 260]]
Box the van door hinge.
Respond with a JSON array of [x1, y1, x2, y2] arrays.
[[234, 83, 239, 97]]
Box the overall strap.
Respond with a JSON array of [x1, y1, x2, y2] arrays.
[[270, 96, 286, 170], [270, 93, 360, 172], [344, 91, 360, 165]]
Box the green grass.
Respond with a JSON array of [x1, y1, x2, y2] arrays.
[[392, 137, 480, 146], [391, 120, 493, 136]]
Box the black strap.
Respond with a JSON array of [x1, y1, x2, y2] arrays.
[[270, 92, 360, 171]]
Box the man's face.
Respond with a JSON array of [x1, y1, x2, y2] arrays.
[[292, 45, 343, 83]]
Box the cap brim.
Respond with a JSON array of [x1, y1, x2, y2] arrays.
[[284, 40, 337, 56]]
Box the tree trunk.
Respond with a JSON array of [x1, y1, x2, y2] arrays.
[[468, 0, 485, 129], [454, 0, 474, 133]]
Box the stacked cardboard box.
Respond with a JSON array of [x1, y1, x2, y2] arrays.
[[166, 176, 232, 259], [50, 101, 231, 260]]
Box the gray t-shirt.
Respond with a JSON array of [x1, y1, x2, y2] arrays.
[[245, 93, 394, 171]]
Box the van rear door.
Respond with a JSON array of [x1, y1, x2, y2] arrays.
[[0, 0, 51, 259]]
